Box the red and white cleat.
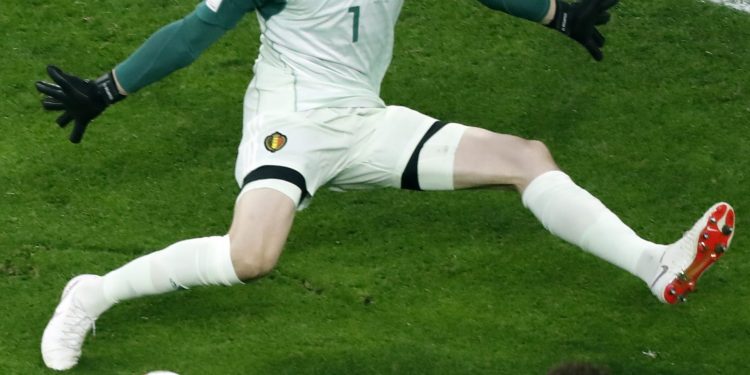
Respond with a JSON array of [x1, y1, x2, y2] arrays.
[[650, 202, 735, 304]]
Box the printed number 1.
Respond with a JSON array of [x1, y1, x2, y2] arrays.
[[348, 6, 360, 43]]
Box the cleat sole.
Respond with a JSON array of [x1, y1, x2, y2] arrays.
[[663, 203, 735, 304], [715, 244, 726, 254]]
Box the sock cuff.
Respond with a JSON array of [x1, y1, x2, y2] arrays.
[[218, 235, 243, 286], [521, 170, 571, 209]]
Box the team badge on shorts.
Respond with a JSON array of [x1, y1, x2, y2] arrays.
[[264, 132, 287, 152]]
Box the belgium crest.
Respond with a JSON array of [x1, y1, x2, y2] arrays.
[[264, 131, 287, 152]]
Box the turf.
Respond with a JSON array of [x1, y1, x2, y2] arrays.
[[2, 0, 750, 373]]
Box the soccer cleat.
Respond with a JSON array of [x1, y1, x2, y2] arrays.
[[41, 275, 101, 371], [649, 202, 735, 304]]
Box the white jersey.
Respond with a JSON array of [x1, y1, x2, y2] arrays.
[[249, 0, 404, 112]]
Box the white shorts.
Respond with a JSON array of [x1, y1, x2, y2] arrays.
[[235, 69, 467, 209], [235, 106, 467, 209]]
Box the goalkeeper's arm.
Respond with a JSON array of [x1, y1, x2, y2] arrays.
[[36, 0, 256, 143], [476, 0, 618, 61], [114, 0, 256, 94]]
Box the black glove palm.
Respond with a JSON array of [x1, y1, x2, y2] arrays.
[[548, 0, 619, 61], [35, 65, 124, 143]]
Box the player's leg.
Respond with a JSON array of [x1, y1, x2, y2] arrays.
[[41, 97, 342, 370], [338, 105, 734, 304], [443, 126, 734, 304], [41, 187, 296, 371], [91, 187, 296, 306]]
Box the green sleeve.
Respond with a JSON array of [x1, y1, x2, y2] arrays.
[[477, 0, 552, 22], [114, 0, 256, 94]]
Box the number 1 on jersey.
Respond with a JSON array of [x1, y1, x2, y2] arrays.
[[348, 6, 360, 43]]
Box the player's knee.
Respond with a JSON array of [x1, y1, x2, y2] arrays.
[[522, 139, 554, 166], [485, 135, 555, 188], [232, 252, 278, 280], [513, 138, 555, 178], [483, 132, 553, 169], [229, 241, 280, 280], [513, 139, 560, 192]]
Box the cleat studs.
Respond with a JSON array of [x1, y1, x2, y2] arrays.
[[715, 244, 726, 254], [710, 217, 717, 224], [710, 253, 718, 259], [703, 232, 710, 240], [678, 272, 688, 281], [699, 241, 707, 251], [678, 296, 687, 303], [722, 225, 733, 236], [669, 288, 677, 296]]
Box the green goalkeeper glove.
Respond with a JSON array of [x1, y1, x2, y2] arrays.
[[35, 65, 125, 143], [547, 0, 619, 61]]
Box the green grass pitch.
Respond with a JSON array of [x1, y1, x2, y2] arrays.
[[2, 0, 750, 373]]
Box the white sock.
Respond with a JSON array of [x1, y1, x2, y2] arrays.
[[80, 235, 242, 317], [522, 171, 665, 284]]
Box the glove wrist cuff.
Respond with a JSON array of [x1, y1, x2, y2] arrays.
[[95, 71, 126, 105], [548, 0, 571, 34]]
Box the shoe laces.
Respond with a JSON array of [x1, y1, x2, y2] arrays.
[[678, 224, 701, 256], [661, 225, 701, 273]]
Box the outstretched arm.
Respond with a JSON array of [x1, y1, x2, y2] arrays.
[[36, 0, 256, 143], [115, 0, 256, 94], [477, 0, 618, 61]]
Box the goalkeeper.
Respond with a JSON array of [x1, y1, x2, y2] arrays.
[[37, 0, 735, 371]]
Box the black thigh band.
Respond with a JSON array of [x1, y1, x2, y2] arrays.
[[242, 165, 310, 201], [400, 121, 448, 191]]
